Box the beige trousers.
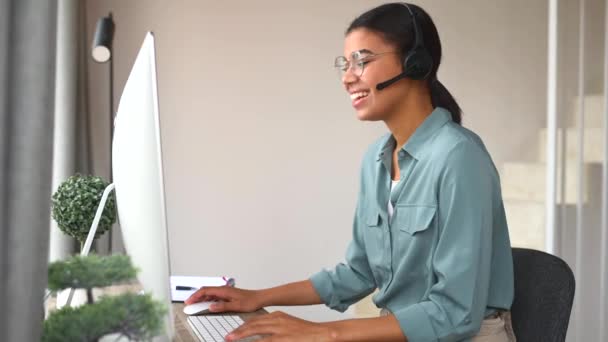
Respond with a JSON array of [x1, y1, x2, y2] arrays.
[[380, 309, 517, 341], [471, 311, 517, 342]]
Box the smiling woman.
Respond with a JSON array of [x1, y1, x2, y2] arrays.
[[185, 3, 516, 342], [336, 3, 460, 127]]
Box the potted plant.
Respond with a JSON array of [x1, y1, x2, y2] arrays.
[[51, 174, 117, 250], [45, 175, 166, 341], [43, 254, 166, 341]]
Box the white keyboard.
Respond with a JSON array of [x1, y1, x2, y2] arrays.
[[187, 315, 262, 342]]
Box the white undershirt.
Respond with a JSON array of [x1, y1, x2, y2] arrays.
[[388, 179, 400, 222]]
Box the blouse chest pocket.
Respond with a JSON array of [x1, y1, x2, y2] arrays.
[[366, 212, 381, 227], [393, 205, 437, 235]]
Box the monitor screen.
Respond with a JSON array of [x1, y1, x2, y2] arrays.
[[112, 32, 173, 340]]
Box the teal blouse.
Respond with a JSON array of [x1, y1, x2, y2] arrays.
[[310, 107, 514, 342]]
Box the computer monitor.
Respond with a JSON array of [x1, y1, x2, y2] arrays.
[[112, 32, 174, 340]]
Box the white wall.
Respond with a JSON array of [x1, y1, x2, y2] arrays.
[[85, 0, 549, 321]]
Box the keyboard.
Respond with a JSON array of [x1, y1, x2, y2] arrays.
[[187, 315, 262, 342]]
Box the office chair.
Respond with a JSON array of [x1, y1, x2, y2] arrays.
[[510, 247, 575, 342]]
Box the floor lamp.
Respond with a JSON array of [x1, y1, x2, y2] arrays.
[[91, 13, 115, 254]]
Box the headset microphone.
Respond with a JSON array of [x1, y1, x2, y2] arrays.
[[376, 72, 407, 91]]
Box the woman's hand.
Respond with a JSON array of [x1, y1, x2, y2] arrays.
[[225, 311, 334, 342], [185, 286, 262, 313]]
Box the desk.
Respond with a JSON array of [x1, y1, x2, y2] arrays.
[[172, 303, 268, 342]]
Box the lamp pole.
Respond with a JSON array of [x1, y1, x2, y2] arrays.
[[92, 12, 115, 254]]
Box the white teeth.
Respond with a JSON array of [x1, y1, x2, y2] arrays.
[[350, 91, 369, 100]]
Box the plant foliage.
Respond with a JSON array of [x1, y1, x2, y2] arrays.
[[51, 174, 116, 243], [42, 293, 166, 342], [47, 254, 137, 291]]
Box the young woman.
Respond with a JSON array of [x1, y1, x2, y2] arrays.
[[186, 3, 516, 341]]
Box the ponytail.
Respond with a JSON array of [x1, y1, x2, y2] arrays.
[[430, 78, 462, 125]]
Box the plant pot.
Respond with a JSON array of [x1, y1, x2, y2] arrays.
[[55, 288, 88, 309]]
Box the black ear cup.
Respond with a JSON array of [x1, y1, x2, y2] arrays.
[[403, 47, 433, 80], [401, 3, 433, 81], [376, 3, 435, 91]]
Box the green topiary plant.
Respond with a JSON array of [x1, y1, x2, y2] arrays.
[[51, 174, 117, 249], [43, 292, 166, 342], [47, 254, 137, 304], [44, 254, 167, 342]]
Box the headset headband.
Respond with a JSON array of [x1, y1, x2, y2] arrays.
[[402, 3, 424, 49]]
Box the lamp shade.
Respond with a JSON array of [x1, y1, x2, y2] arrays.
[[91, 15, 114, 63]]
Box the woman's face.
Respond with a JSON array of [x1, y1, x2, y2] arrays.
[[341, 28, 409, 121]]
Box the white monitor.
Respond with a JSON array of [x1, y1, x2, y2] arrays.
[[112, 32, 174, 340]]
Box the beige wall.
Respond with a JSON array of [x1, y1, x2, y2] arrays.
[[85, 0, 549, 321]]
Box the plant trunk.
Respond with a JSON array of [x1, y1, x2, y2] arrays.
[[87, 288, 94, 304]]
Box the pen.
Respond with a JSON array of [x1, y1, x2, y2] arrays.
[[175, 286, 198, 291], [223, 276, 235, 287]]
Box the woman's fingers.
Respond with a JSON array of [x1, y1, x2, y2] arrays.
[[208, 300, 241, 313], [226, 311, 293, 341], [185, 286, 234, 305], [186, 286, 262, 313], [226, 317, 281, 341]]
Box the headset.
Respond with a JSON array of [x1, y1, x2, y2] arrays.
[[376, 2, 434, 90]]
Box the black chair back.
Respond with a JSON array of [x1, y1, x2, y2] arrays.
[[510, 248, 575, 342]]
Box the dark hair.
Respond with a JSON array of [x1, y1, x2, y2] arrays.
[[347, 3, 462, 125]]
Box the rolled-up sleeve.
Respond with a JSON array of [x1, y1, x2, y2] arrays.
[[394, 142, 495, 341]]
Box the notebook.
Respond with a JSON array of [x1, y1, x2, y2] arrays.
[[170, 275, 235, 302]]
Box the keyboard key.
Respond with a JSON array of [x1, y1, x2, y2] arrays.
[[226, 316, 240, 329], [187, 317, 219, 342], [187, 314, 263, 342], [209, 317, 230, 336]]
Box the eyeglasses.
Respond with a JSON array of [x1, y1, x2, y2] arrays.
[[334, 50, 398, 78]]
